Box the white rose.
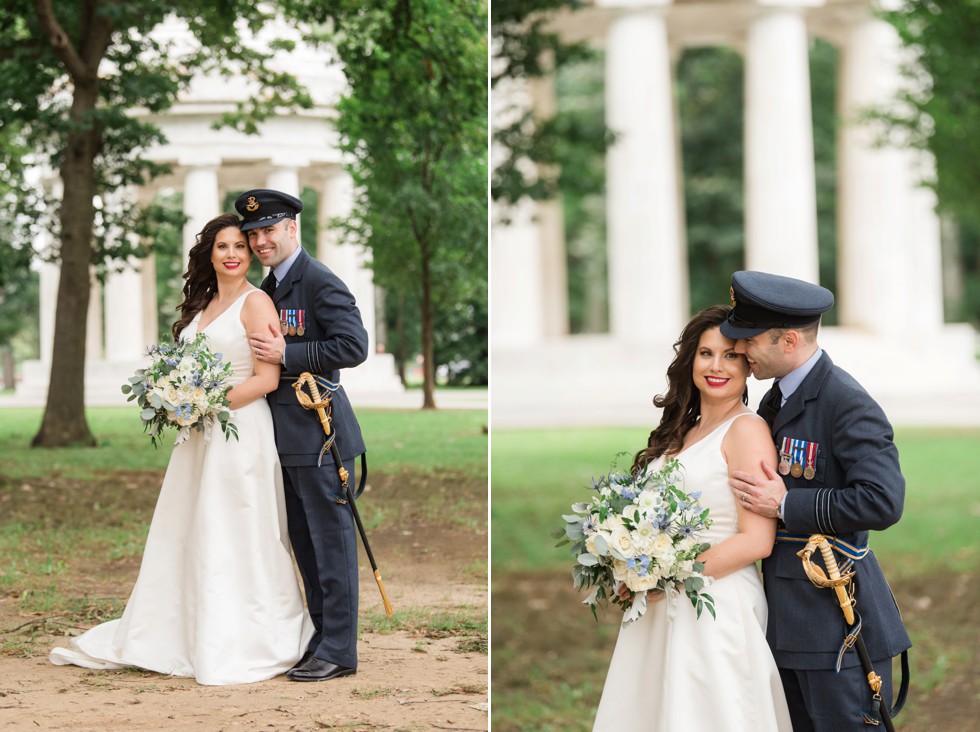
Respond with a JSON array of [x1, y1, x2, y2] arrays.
[[650, 532, 673, 556], [609, 526, 636, 558], [649, 534, 677, 569], [625, 569, 660, 593], [611, 559, 629, 582], [600, 514, 624, 533]]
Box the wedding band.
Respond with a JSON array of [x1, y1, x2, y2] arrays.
[[742, 492, 748, 502]]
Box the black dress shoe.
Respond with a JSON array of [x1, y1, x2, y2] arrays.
[[286, 657, 356, 682], [289, 650, 315, 672]]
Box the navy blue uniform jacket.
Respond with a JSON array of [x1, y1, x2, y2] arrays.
[[268, 248, 367, 466], [764, 352, 912, 670]]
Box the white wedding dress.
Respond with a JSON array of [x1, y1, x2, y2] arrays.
[[50, 290, 313, 685], [593, 414, 792, 731]]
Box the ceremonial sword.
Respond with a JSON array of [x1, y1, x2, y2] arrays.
[[797, 535, 907, 730], [293, 372, 394, 616]]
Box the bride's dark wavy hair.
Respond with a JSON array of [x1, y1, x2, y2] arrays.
[[171, 213, 245, 340], [631, 304, 748, 474]]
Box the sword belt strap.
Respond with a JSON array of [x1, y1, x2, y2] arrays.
[[777, 530, 870, 561], [281, 374, 339, 393]]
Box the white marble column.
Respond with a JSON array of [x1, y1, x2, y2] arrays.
[[905, 153, 944, 331], [603, 4, 686, 341], [182, 163, 220, 259], [141, 252, 159, 345], [315, 168, 402, 394], [317, 169, 378, 349], [529, 70, 570, 338], [744, 2, 819, 281], [489, 67, 547, 349], [490, 198, 546, 349], [837, 13, 942, 334], [104, 260, 147, 359], [267, 166, 301, 197]]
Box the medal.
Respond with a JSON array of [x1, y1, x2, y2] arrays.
[[288, 311, 297, 336], [803, 441, 818, 480], [297, 310, 305, 336], [790, 439, 804, 478], [778, 437, 791, 476], [279, 309, 288, 335]]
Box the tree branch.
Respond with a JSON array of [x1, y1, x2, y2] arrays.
[[34, 0, 92, 83], [79, 0, 114, 74]]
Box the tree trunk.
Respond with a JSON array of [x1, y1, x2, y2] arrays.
[[32, 88, 99, 447], [420, 249, 437, 410], [1, 346, 14, 390], [393, 291, 408, 388]]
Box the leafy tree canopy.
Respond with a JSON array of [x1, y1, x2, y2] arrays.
[[292, 0, 489, 401]]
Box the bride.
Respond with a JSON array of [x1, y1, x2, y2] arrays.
[[50, 213, 312, 685], [592, 305, 791, 731]]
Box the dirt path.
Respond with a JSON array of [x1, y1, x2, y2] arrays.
[[0, 630, 487, 731], [0, 470, 488, 731]]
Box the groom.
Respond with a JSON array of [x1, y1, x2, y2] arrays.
[[239, 189, 368, 682], [722, 270, 911, 732]]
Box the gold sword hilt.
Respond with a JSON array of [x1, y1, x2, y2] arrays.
[[798, 534, 855, 625], [294, 372, 333, 433], [817, 538, 856, 626]]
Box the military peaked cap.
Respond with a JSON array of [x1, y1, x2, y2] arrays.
[[720, 270, 834, 339], [235, 189, 304, 231]]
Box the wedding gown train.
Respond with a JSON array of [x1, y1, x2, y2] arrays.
[[50, 289, 313, 685], [593, 414, 792, 731]]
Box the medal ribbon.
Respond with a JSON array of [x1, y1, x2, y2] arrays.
[[805, 441, 818, 478], [792, 439, 805, 468]]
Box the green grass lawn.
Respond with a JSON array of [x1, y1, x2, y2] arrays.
[[491, 426, 980, 576], [0, 406, 488, 480], [0, 405, 489, 658]]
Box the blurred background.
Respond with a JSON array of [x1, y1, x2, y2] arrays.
[[491, 1, 980, 730]]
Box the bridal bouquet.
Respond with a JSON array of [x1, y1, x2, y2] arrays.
[[557, 456, 715, 625], [122, 332, 238, 447]]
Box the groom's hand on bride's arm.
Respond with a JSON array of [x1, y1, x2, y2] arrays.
[[248, 322, 286, 366], [729, 461, 786, 519]]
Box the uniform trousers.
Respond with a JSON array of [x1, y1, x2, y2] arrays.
[[780, 656, 894, 732], [282, 459, 359, 669]]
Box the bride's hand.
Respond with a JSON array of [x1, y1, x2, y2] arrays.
[[614, 582, 631, 602]]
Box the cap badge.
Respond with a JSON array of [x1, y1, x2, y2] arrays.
[[730, 286, 736, 307], [244, 196, 260, 213]]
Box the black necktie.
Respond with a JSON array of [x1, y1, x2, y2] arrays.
[[261, 273, 276, 297], [763, 381, 783, 428]]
